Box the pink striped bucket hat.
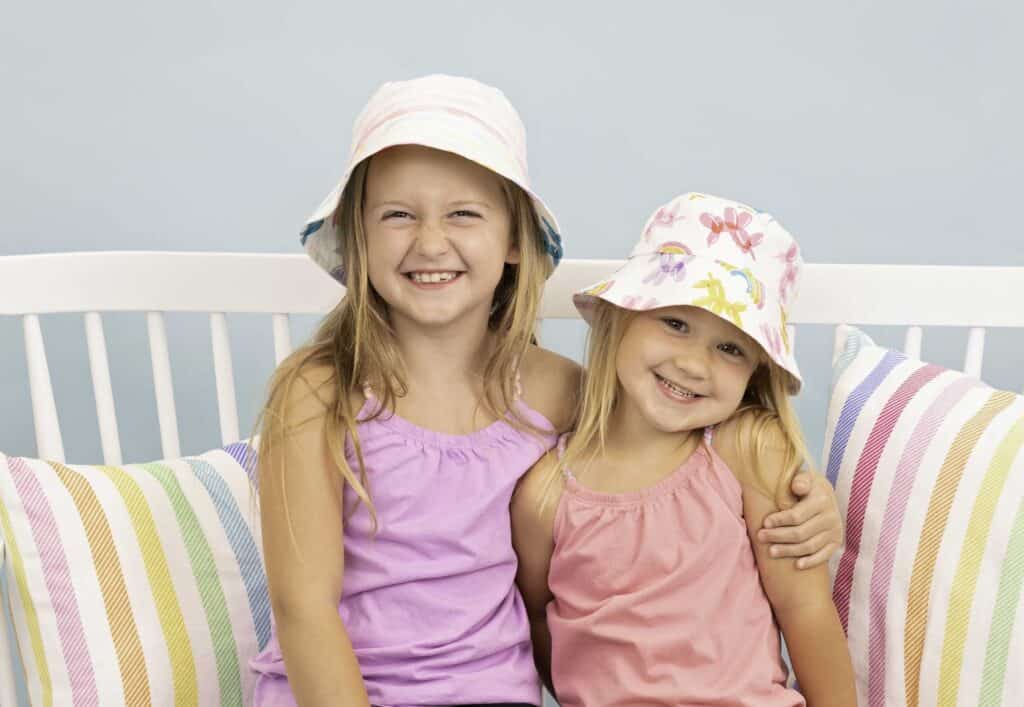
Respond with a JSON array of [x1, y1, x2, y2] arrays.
[[300, 74, 563, 283], [574, 192, 804, 392]]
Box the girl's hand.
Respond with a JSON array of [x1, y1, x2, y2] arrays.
[[758, 472, 843, 569]]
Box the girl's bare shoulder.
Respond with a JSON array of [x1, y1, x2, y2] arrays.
[[713, 410, 793, 502], [275, 359, 363, 423], [518, 346, 583, 432]]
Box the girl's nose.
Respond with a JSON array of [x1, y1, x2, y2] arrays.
[[673, 346, 711, 381], [414, 221, 450, 257]]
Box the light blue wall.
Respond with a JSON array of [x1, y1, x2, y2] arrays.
[[3, 1, 1022, 462], [2, 2, 1022, 704]]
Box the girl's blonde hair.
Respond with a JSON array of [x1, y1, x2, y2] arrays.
[[256, 155, 553, 529], [555, 301, 813, 508]]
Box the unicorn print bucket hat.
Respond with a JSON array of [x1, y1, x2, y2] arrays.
[[300, 74, 563, 283], [574, 192, 804, 393]]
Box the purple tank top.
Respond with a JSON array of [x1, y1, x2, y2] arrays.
[[250, 386, 557, 706]]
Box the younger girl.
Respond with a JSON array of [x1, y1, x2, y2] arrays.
[[250, 75, 842, 707], [513, 193, 857, 706]]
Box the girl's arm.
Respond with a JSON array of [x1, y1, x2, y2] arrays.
[[260, 366, 371, 707], [760, 469, 844, 570], [510, 451, 562, 694], [745, 487, 857, 705], [720, 418, 857, 707]]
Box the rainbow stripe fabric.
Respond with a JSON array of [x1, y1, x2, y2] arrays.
[[0, 442, 269, 706], [825, 326, 1024, 706]]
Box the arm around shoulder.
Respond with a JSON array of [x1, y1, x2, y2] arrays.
[[718, 409, 843, 570]]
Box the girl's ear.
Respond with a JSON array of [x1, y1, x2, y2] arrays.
[[505, 242, 521, 265], [743, 385, 757, 404], [743, 364, 767, 403]]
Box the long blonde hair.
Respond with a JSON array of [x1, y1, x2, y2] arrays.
[[555, 301, 813, 507], [256, 155, 553, 528]]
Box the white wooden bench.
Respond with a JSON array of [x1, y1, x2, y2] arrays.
[[2, 251, 1023, 703]]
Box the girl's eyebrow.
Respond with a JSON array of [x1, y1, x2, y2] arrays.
[[659, 307, 691, 318], [366, 199, 416, 211], [364, 199, 495, 211], [447, 199, 494, 210]]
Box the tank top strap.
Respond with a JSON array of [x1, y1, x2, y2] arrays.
[[555, 434, 575, 481], [556, 433, 569, 458], [358, 381, 382, 419]]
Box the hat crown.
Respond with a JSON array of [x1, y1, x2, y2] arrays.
[[629, 192, 802, 306], [351, 74, 529, 181]]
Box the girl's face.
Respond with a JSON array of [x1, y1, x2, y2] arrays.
[[614, 305, 762, 435], [362, 145, 519, 332]]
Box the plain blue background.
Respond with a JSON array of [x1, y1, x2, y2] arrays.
[[3, 0, 1023, 461], [2, 2, 1022, 704]]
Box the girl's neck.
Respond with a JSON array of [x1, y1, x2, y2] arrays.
[[391, 313, 494, 396], [384, 313, 508, 435], [602, 394, 701, 466]]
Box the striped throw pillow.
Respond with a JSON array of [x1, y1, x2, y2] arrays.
[[825, 326, 1024, 707], [0, 442, 270, 706]]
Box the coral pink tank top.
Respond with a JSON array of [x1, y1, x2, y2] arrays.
[[546, 428, 804, 706]]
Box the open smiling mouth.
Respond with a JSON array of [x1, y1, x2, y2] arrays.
[[405, 271, 464, 284], [655, 373, 704, 402]]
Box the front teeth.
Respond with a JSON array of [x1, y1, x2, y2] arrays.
[[659, 375, 697, 399], [410, 272, 458, 283]]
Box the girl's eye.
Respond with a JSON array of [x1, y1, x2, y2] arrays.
[[719, 343, 745, 358], [450, 210, 481, 219], [663, 318, 688, 332], [382, 210, 412, 220]]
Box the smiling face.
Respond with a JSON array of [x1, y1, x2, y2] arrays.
[[362, 144, 519, 332], [614, 304, 764, 434]]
